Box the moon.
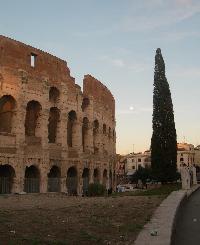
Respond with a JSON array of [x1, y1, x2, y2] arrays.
[[129, 106, 134, 111]]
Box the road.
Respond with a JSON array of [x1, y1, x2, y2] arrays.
[[172, 188, 200, 245]]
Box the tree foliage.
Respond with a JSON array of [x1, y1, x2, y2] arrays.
[[132, 166, 152, 184], [151, 48, 177, 183]]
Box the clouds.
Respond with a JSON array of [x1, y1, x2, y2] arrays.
[[117, 0, 200, 33], [116, 106, 152, 115], [99, 55, 150, 73]]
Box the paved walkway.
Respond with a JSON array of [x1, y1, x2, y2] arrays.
[[172, 188, 200, 245]]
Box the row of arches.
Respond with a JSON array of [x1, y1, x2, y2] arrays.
[[0, 95, 115, 149], [0, 164, 113, 195]]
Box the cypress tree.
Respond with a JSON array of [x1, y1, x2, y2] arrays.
[[151, 48, 177, 183]]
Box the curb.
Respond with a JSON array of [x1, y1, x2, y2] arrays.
[[134, 185, 200, 245]]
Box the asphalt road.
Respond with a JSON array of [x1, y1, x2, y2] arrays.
[[172, 188, 200, 245]]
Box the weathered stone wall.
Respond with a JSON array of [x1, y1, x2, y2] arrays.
[[0, 35, 116, 195]]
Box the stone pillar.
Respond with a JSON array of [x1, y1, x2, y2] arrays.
[[40, 168, 48, 193], [57, 112, 68, 148], [40, 108, 49, 149], [89, 167, 94, 184], [73, 120, 82, 153], [86, 124, 93, 153], [13, 167, 24, 193], [14, 104, 26, 147], [78, 175, 83, 196], [61, 177, 67, 193]]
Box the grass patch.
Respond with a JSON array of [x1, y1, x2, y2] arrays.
[[112, 183, 181, 197], [133, 183, 181, 196], [79, 230, 101, 243], [119, 223, 143, 233]]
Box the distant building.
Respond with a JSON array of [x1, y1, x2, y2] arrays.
[[194, 145, 200, 166], [177, 143, 195, 171], [126, 150, 151, 176]]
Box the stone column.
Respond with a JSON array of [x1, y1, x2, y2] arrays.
[[14, 104, 26, 147], [73, 120, 83, 153], [61, 177, 67, 193], [89, 167, 94, 184], [86, 124, 93, 153], [40, 167, 48, 193], [40, 108, 49, 149], [57, 112, 68, 148]]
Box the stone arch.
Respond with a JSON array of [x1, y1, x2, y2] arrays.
[[102, 169, 108, 187], [82, 168, 90, 195], [49, 87, 60, 103], [93, 168, 100, 184], [25, 100, 42, 137], [48, 107, 60, 143], [81, 97, 90, 111], [0, 164, 16, 194], [47, 165, 61, 192], [0, 95, 16, 133], [66, 166, 78, 195], [103, 124, 106, 134], [24, 165, 40, 193], [67, 110, 77, 147], [82, 117, 89, 152], [93, 119, 99, 154]]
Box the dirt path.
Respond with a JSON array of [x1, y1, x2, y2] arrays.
[[0, 193, 163, 245]]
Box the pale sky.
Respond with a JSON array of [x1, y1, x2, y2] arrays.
[[0, 0, 200, 154]]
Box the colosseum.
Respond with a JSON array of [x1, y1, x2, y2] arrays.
[[0, 35, 116, 195]]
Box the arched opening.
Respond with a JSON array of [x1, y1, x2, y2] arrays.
[[48, 107, 60, 143], [25, 101, 42, 136], [24, 165, 40, 193], [103, 124, 106, 134], [0, 165, 15, 194], [48, 166, 61, 192], [93, 120, 99, 154], [66, 167, 78, 195], [81, 97, 90, 111], [82, 168, 89, 195], [49, 87, 60, 103], [0, 95, 16, 133], [102, 169, 108, 187], [67, 110, 77, 147], [82, 117, 89, 152], [93, 168, 99, 184]]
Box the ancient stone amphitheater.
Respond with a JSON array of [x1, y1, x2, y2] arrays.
[[0, 35, 116, 195]]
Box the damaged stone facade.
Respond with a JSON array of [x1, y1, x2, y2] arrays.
[[0, 35, 116, 195]]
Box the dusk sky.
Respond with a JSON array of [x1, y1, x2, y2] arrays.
[[1, 0, 200, 154]]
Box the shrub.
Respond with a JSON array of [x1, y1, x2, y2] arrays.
[[87, 183, 106, 196]]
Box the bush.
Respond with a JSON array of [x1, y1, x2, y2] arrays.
[[87, 183, 106, 196]]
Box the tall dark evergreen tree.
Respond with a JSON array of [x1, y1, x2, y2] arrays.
[[151, 48, 177, 182]]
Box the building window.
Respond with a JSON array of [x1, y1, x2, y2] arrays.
[[180, 158, 184, 162], [132, 159, 134, 162], [132, 166, 135, 169], [138, 158, 141, 162], [31, 53, 37, 67]]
